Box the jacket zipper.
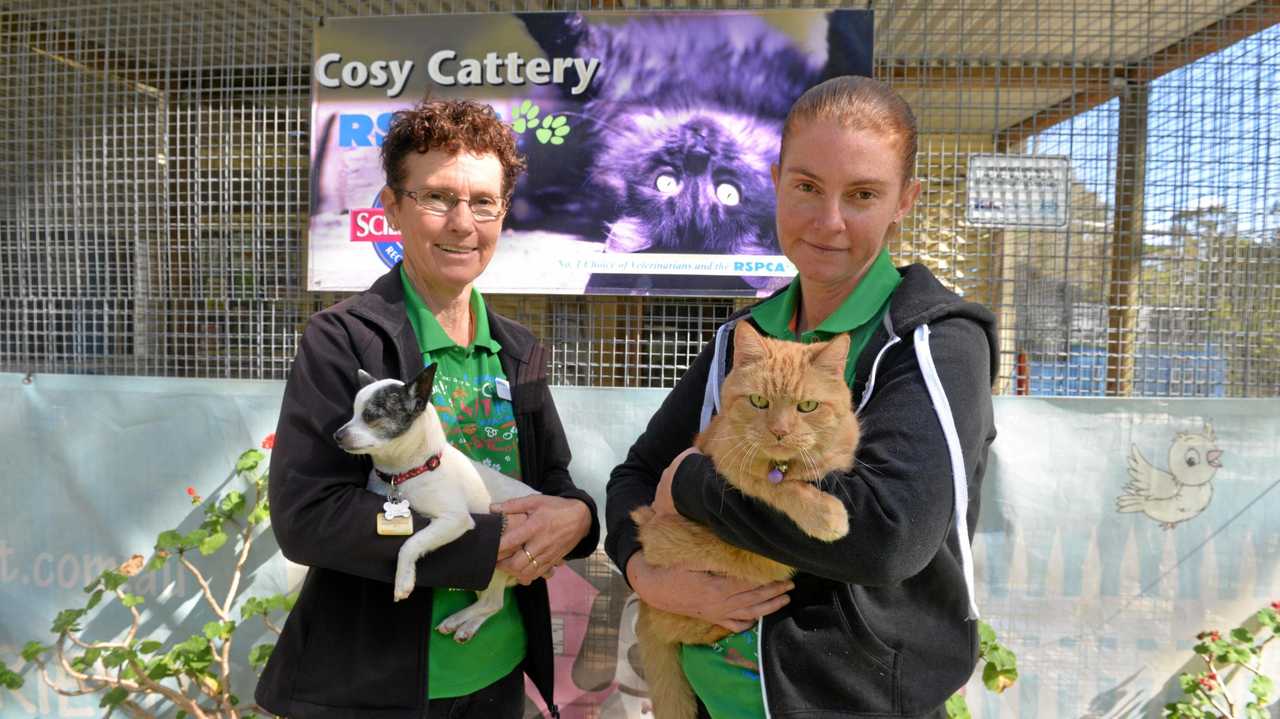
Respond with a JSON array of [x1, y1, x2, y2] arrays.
[[856, 310, 901, 414]]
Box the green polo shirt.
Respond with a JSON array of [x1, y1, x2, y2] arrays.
[[680, 249, 901, 719], [750, 248, 903, 386], [400, 268, 526, 699]]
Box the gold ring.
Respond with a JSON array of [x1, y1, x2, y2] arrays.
[[522, 547, 539, 569]]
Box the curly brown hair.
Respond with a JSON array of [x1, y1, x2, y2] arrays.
[[380, 98, 527, 201]]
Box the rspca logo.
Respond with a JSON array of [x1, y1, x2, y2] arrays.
[[732, 260, 790, 275], [348, 193, 403, 269]]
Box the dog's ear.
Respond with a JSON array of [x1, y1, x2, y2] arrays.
[[357, 369, 378, 388], [406, 364, 437, 414]]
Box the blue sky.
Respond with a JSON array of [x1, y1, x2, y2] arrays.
[[1026, 23, 1279, 241]]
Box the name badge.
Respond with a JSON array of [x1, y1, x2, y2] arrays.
[[495, 377, 512, 401]]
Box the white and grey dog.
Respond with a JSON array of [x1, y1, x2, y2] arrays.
[[333, 364, 537, 642]]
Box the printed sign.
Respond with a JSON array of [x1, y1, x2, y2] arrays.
[[308, 11, 873, 296], [965, 154, 1071, 228]]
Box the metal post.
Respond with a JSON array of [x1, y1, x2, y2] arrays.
[[1105, 79, 1149, 397]]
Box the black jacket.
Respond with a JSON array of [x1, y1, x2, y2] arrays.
[[256, 265, 600, 719], [606, 264, 998, 718]]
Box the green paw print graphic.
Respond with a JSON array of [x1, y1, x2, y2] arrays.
[[510, 100, 572, 145], [511, 99, 541, 133], [536, 115, 571, 145]]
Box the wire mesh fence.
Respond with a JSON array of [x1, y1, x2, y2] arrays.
[[1, 0, 1277, 396]]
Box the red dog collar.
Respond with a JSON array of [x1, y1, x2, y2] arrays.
[[377, 451, 443, 486]]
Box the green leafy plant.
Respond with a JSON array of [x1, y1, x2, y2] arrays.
[[1164, 600, 1278, 719], [0, 435, 294, 719], [946, 621, 1020, 718]]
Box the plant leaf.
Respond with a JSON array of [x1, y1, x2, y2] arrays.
[[102, 648, 132, 669], [219, 491, 246, 517], [978, 621, 997, 649], [1249, 675, 1274, 703], [236, 449, 265, 472], [175, 635, 209, 654], [147, 657, 176, 681], [203, 620, 235, 641], [0, 664, 23, 690], [985, 646, 1017, 672], [156, 530, 183, 550], [945, 693, 972, 719], [21, 641, 49, 662], [101, 570, 128, 592], [51, 608, 86, 634], [199, 531, 228, 556], [100, 686, 129, 708], [249, 643, 275, 669], [247, 502, 270, 525], [180, 528, 208, 551], [982, 663, 1018, 694]]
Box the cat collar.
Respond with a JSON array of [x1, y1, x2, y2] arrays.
[[768, 460, 789, 485], [378, 451, 443, 486]]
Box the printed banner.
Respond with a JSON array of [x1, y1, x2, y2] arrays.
[[307, 10, 873, 297], [3, 374, 1278, 717]]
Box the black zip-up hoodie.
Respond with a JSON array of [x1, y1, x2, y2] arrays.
[[605, 264, 998, 718], [255, 265, 600, 718]]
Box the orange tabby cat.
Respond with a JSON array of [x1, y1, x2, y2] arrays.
[[630, 322, 859, 719]]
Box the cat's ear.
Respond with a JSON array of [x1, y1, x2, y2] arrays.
[[732, 322, 769, 367], [357, 369, 378, 388], [809, 333, 851, 377]]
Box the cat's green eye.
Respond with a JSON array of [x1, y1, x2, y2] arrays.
[[748, 394, 770, 409], [797, 400, 819, 413]]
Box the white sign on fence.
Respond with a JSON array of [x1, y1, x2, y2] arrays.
[[966, 154, 1071, 229]]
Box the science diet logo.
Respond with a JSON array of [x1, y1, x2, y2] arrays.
[[350, 194, 403, 268]]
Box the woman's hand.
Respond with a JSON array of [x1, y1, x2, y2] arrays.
[[626, 552, 792, 634], [653, 446, 702, 517], [491, 495, 592, 585]]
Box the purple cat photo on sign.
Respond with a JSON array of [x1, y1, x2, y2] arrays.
[[308, 10, 873, 297]]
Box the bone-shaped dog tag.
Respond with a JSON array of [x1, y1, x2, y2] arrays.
[[377, 500, 413, 536]]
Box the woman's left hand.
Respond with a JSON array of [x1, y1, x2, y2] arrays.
[[653, 447, 702, 517], [491, 495, 592, 585]]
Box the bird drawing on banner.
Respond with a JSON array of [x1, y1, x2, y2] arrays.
[[1115, 425, 1224, 530]]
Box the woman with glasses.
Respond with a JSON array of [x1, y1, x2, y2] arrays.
[[257, 98, 599, 719]]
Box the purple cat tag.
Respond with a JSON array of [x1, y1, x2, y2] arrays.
[[767, 467, 785, 484]]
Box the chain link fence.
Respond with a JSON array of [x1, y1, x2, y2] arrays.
[[2, 0, 1277, 396]]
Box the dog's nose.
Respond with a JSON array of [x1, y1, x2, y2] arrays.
[[333, 427, 347, 444]]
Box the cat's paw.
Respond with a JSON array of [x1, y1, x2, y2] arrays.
[[393, 563, 416, 601], [630, 505, 656, 526], [806, 495, 850, 542], [510, 99, 541, 134], [535, 115, 571, 145]]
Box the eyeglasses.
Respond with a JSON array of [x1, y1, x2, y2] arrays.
[[394, 187, 505, 222]]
